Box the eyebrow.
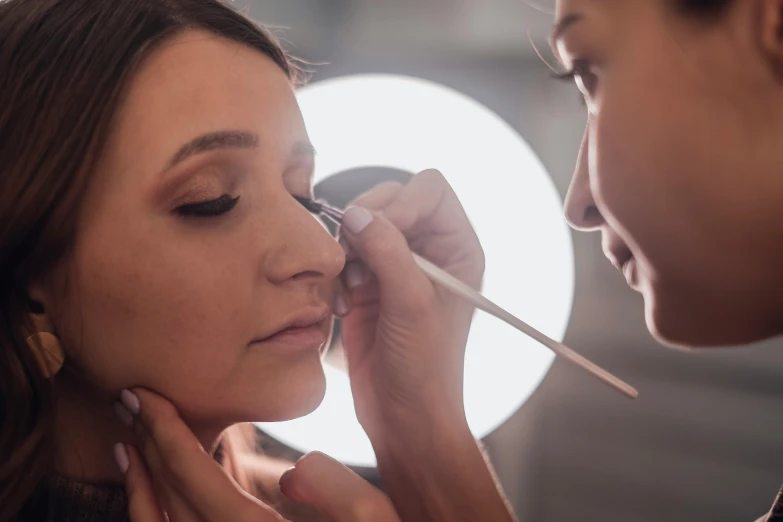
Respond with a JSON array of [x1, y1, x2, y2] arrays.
[[550, 12, 584, 48], [163, 130, 261, 171]]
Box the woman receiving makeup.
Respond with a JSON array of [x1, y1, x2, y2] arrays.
[[0, 0, 513, 521]]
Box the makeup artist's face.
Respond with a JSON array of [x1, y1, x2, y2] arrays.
[[44, 30, 345, 423], [557, 0, 783, 347]]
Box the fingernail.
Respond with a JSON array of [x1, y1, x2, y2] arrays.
[[342, 206, 373, 235], [120, 389, 140, 415], [113, 401, 134, 428], [113, 443, 129, 474], [334, 291, 349, 317], [344, 261, 367, 289], [279, 467, 297, 498], [338, 235, 352, 256]]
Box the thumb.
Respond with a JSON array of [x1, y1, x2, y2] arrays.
[[341, 206, 433, 313], [279, 452, 398, 522]]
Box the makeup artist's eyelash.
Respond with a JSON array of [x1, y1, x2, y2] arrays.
[[553, 59, 596, 106], [176, 194, 240, 217]]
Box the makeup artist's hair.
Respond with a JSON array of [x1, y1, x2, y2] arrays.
[[0, 0, 299, 520], [676, 0, 734, 17]]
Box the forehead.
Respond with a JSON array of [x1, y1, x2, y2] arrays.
[[555, 0, 614, 19], [103, 30, 303, 176], [552, 0, 634, 51], [556, 0, 585, 17]]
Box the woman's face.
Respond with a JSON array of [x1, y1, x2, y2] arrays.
[[41, 30, 345, 424], [556, 0, 783, 347]]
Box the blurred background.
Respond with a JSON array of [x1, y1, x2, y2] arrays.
[[244, 1, 783, 520]]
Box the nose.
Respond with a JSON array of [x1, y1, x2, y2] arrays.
[[264, 196, 346, 286], [564, 130, 603, 231]]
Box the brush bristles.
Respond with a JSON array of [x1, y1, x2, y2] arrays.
[[293, 195, 323, 214]]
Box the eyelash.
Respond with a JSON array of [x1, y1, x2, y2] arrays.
[[553, 59, 597, 106], [176, 194, 240, 217]]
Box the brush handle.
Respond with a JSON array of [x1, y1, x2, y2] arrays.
[[412, 254, 638, 399], [313, 202, 637, 399]]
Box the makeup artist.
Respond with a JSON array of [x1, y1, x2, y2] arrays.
[[546, 0, 783, 519]]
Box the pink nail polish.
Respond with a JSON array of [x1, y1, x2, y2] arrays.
[[342, 207, 373, 235], [113, 401, 134, 428], [113, 443, 129, 474], [120, 389, 140, 415], [334, 291, 349, 317], [344, 262, 367, 289]]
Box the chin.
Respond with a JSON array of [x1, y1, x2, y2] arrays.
[[643, 284, 777, 350], [282, 378, 327, 420], [210, 361, 327, 424], [258, 365, 327, 422]]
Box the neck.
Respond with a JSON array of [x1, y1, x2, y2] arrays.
[[52, 372, 226, 482]]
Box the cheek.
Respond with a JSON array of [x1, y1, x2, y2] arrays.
[[57, 216, 257, 393], [589, 61, 725, 277]]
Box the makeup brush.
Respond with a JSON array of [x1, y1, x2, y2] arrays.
[[294, 195, 638, 400]]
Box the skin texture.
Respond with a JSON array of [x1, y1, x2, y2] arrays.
[[555, 0, 783, 348], [29, 30, 345, 481]]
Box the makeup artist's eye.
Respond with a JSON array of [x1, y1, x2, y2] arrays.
[[176, 194, 240, 217], [554, 59, 598, 103]]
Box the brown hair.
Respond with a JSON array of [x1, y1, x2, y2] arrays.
[[0, 0, 299, 519], [676, 0, 734, 17]]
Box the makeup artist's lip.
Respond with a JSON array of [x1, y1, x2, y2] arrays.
[[604, 240, 638, 288], [252, 306, 330, 347], [621, 257, 638, 288]]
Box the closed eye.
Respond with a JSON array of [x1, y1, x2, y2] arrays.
[[553, 58, 598, 105], [176, 194, 240, 217]]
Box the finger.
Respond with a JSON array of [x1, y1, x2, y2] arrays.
[[381, 169, 484, 288], [280, 452, 399, 522], [342, 259, 369, 291], [351, 181, 404, 211], [380, 169, 471, 235], [333, 276, 353, 318], [119, 443, 168, 522], [341, 259, 381, 310], [122, 388, 285, 522], [339, 182, 404, 262], [124, 430, 202, 521], [339, 207, 434, 314]]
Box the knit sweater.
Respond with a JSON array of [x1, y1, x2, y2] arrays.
[[16, 434, 328, 522]]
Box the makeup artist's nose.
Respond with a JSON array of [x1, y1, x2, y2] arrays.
[[564, 131, 603, 231], [264, 200, 345, 285]]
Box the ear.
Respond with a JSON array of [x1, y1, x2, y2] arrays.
[[757, 0, 783, 76], [26, 282, 55, 335]]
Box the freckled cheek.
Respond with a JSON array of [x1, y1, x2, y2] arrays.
[[59, 237, 255, 387]]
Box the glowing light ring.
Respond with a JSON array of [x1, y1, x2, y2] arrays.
[[258, 75, 574, 468]]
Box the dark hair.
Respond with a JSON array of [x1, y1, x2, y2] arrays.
[[677, 0, 734, 17], [0, 1, 297, 520]]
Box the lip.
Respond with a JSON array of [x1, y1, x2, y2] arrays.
[[605, 245, 630, 270], [604, 240, 638, 288], [621, 256, 638, 288], [252, 306, 330, 347]]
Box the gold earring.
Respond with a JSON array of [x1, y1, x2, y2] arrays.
[[26, 332, 65, 379]]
